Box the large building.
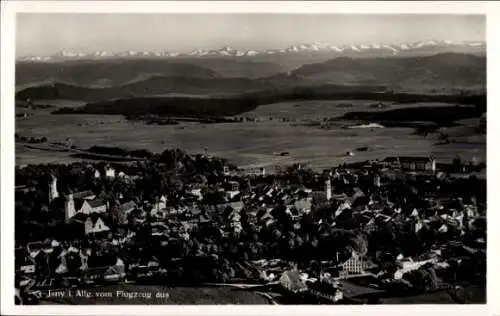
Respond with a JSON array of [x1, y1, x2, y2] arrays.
[[383, 156, 436, 173], [65, 193, 107, 220], [398, 157, 436, 172], [337, 251, 367, 278]]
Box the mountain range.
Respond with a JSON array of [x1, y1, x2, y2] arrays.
[[16, 53, 486, 102], [18, 39, 485, 62]]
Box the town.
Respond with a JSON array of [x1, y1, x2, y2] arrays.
[[14, 148, 486, 304]]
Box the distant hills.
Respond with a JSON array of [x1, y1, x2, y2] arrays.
[[16, 53, 486, 101], [285, 53, 486, 89], [16, 77, 271, 102], [15, 59, 221, 88]]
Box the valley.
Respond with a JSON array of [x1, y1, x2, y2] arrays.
[[15, 99, 485, 170]]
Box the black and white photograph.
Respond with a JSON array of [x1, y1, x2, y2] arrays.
[[1, 1, 498, 314]]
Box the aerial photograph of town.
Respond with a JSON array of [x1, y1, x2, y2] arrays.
[[11, 11, 486, 306]]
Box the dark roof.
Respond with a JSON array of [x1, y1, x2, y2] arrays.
[[87, 199, 106, 208], [119, 201, 137, 212], [85, 214, 110, 226], [72, 212, 89, 222], [16, 248, 35, 266], [73, 190, 95, 199], [83, 266, 109, 276], [27, 241, 52, 252], [352, 196, 371, 207], [398, 156, 434, 162], [74, 199, 85, 212], [33, 251, 48, 261], [383, 157, 399, 162]]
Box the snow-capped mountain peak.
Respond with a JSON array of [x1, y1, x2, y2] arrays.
[[414, 40, 439, 48], [469, 42, 485, 47], [17, 39, 486, 62], [246, 50, 259, 56], [329, 46, 344, 52], [187, 49, 208, 57]]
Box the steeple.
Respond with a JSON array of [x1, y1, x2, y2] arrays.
[[49, 174, 59, 203], [325, 177, 332, 201], [65, 192, 76, 220], [374, 174, 381, 188]]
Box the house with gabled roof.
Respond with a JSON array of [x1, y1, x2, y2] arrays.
[[84, 216, 111, 236], [27, 241, 54, 258], [83, 258, 125, 284], [65, 193, 107, 220]]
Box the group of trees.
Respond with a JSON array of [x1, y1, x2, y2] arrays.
[[404, 264, 439, 292], [15, 133, 48, 144]]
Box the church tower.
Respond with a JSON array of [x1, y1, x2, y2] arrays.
[[65, 193, 76, 220], [325, 178, 332, 201], [49, 175, 59, 203], [374, 174, 381, 188]]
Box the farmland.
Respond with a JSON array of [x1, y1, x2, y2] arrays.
[[15, 100, 485, 170]]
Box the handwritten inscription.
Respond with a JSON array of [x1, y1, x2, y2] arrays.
[[46, 289, 169, 300]]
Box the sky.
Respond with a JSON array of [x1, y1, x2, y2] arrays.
[[16, 14, 485, 56]]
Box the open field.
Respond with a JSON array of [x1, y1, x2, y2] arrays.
[[243, 100, 465, 120], [15, 100, 485, 170]]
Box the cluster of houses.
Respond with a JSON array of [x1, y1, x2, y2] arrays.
[[15, 239, 126, 293], [14, 155, 485, 303]]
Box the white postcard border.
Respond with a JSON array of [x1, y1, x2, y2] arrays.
[[1, 1, 498, 315]]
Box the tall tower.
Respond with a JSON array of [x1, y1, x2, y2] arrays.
[[65, 193, 76, 220], [49, 175, 59, 203], [374, 174, 381, 188], [325, 178, 332, 201]]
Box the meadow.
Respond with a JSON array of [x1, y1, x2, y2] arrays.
[[15, 100, 485, 170]]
